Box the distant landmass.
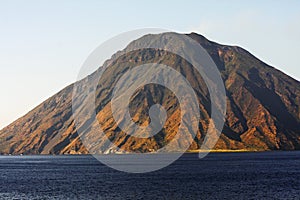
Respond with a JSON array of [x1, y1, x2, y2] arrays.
[[0, 33, 299, 155]]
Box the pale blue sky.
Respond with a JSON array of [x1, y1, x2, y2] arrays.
[[0, 0, 299, 129]]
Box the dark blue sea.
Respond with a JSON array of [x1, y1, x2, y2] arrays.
[[0, 151, 299, 199]]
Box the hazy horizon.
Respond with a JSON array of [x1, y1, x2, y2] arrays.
[[1, 0, 300, 129]]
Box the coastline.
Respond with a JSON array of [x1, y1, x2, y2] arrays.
[[2, 149, 299, 156]]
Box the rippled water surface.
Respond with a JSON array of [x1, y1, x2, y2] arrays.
[[0, 151, 299, 199]]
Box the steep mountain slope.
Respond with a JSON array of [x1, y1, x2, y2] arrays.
[[0, 32, 299, 154]]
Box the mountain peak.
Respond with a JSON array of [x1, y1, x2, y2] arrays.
[[186, 32, 217, 46], [0, 33, 299, 155]]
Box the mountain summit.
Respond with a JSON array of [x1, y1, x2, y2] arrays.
[[0, 33, 300, 154]]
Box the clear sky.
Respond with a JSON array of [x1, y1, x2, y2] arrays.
[[0, 0, 299, 129]]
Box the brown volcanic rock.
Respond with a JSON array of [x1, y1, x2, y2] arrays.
[[0, 32, 300, 154]]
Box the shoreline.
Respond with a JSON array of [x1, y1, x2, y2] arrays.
[[1, 149, 299, 156], [186, 149, 260, 153]]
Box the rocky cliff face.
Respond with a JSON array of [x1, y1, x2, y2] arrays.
[[0, 33, 299, 154]]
